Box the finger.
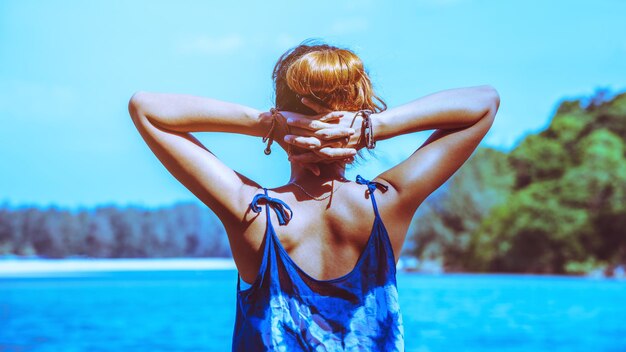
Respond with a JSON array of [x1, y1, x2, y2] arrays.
[[284, 135, 322, 149], [314, 127, 356, 140], [301, 97, 331, 114], [289, 152, 323, 164], [319, 112, 344, 123], [286, 125, 315, 138], [286, 116, 330, 131], [324, 140, 349, 149], [288, 156, 321, 175], [316, 147, 358, 159]]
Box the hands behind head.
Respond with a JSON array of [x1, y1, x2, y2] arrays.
[[279, 97, 365, 176]]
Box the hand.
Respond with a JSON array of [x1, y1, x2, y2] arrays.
[[280, 97, 370, 175], [281, 111, 358, 176], [281, 111, 357, 152], [283, 98, 366, 160]]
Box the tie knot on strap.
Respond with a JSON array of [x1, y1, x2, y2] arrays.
[[250, 193, 293, 225], [356, 175, 389, 194]]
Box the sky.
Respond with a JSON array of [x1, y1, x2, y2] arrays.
[[1, 0, 625, 208]]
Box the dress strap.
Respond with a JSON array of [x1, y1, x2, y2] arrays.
[[356, 175, 388, 217], [250, 188, 293, 226]]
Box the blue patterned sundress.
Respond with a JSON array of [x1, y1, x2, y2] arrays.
[[232, 175, 404, 351]]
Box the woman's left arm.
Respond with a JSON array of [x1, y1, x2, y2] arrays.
[[128, 91, 268, 222]]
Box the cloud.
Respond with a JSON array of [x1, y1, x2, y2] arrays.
[[175, 32, 344, 57], [341, 0, 376, 11], [175, 34, 244, 56], [0, 79, 78, 120], [329, 18, 369, 35], [274, 33, 300, 50], [484, 125, 522, 151], [414, 0, 469, 7]]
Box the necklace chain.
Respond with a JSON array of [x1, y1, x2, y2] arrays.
[[289, 180, 348, 201]]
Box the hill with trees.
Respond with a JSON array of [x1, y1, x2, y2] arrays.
[[0, 203, 230, 258], [405, 88, 626, 274]]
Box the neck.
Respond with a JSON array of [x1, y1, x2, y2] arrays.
[[289, 162, 347, 186]]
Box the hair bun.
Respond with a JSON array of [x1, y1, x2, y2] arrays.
[[273, 42, 386, 114]]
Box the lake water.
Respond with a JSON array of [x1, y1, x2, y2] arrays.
[[1, 270, 625, 351]]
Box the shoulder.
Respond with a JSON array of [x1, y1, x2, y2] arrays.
[[219, 183, 265, 231], [350, 175, 404, 217], [364, 176, 414, 258]]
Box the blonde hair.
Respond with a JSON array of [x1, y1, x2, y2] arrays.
[[273, 41, 386, 114]]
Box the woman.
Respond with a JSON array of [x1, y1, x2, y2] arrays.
[[128, 41, 500, 351]]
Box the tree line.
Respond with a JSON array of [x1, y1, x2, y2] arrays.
[[0, 203, 230, 258]]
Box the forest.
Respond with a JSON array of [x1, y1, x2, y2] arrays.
[[1, 88, 624, 274], [0, 203, 231, 258], [407, 88, 626, 274]]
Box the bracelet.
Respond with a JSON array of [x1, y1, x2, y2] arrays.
[[263, 108, 291, 156], [262, 108, 279, 155], [358, 109, 376, 149]]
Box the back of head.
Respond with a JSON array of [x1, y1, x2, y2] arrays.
[[273, 41, 386, 115]]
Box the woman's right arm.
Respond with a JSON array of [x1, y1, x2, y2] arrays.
[[374, 85, 500, 216], [285, 85, 500, 215]]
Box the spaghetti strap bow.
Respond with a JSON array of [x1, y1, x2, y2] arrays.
[[250, 193, 293, 225], [356, 174, 389, 194]]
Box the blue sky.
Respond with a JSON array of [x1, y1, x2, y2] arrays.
[[1, 0, 625, 208]]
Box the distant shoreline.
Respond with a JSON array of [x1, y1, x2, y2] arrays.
[[0, 257, 236, 277], [1, 257, 624, 280]]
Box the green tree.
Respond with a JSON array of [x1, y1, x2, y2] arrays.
[[404, 147, 515, 270], [467, 91, 626, 273]]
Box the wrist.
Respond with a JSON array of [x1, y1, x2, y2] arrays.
[[254, 110, 275, 138], [370, 111, 387, 143]]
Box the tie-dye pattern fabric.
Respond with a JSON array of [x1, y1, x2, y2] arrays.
[[232, 175, 404, 351]]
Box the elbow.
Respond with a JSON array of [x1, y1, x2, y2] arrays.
[[483, 85, 500, 112], [475, 85, 500, 119], [128, 91, 149, 121]]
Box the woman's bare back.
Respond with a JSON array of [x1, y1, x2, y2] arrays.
[[231, 179, 411, 284]]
